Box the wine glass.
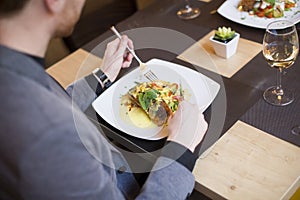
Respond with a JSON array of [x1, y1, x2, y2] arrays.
[[177, 0, 200, 20], [262, 20, 299, 106]]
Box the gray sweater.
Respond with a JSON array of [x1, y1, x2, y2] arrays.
[[0, 45, 195, 200]]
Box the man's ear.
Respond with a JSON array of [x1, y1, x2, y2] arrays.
[[44, 0, 65, 13]]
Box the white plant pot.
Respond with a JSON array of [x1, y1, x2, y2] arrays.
[[209, 33, 240, 59]]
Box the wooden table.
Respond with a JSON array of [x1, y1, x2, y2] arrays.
[[194, 120, 300, 200], [46, 49, 102, 89], [47, 48, 300, 200]]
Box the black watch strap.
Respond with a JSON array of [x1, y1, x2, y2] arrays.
[[92, 68, 112, 89], [99, 71, 112, 88]]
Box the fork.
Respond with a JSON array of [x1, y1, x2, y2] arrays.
[[110, 26, 159, 82]]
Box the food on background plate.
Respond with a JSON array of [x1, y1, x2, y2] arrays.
[[237, 0, 296, 18], [121, 80, 185, 127]]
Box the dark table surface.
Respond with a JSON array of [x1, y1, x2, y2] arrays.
[[83, 0, 300, 158]]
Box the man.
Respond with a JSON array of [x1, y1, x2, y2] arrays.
[[0, 0, 208, 199]]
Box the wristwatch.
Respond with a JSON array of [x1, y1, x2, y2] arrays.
[[92, 68, 112, 89]]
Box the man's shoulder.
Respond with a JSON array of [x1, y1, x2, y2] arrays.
[[0, 45, 29, 65]]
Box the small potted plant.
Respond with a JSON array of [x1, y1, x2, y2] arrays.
[[209, 26, 240, 58]]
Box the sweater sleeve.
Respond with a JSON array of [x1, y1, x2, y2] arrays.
[[65, 73, 103, 112], [134, 142, 198, 199], [136, 156, 195, 200]]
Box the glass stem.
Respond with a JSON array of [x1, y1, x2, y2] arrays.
[[276, 68, 284, 96], [185, 0, 192, 9]]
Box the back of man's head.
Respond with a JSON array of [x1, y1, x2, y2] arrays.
[[0, 0, 30, 17]]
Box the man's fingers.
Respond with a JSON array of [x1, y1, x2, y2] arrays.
[[127, 38, 134, 50], [116, 35, 129, 55], [122, 51, 133, 68], [106, 37, 120, 54]]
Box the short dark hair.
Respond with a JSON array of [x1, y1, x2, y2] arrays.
[[0, 0, 30, 17]]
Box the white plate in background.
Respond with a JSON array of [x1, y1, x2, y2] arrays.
[[92, 58, 220, 140], [217, 0, 300, 29]]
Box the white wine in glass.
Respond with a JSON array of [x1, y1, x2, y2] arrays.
[[177, 0, 200, 20], [262, 20, 299, 106]]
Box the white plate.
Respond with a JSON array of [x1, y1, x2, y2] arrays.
[[217, 0, 300, 29], [92, 59, 220, 140]]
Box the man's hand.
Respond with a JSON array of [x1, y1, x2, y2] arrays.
[[167, 101, 208, 152], [101, 35, 134, 82]]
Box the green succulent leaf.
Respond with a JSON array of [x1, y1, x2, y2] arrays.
[[214, 27, 236, 41]]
